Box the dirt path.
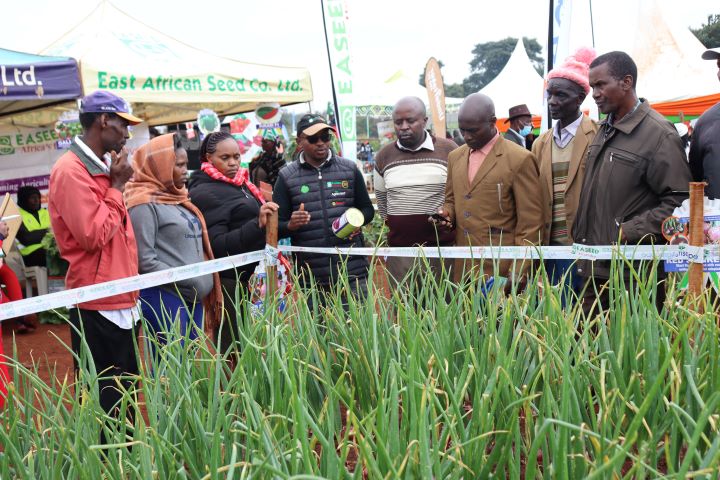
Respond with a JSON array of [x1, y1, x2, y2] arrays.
[[2, 317, 74, 386]]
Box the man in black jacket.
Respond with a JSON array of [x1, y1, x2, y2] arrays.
[[273, 114, 375, 299], [689, 47, 720, 198]]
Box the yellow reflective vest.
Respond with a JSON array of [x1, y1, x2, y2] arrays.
[[18, 207, 50, 256]]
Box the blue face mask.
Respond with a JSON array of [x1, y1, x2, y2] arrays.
[[519, 125, 532, 136]]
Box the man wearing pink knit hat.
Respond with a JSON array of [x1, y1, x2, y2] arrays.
[[532, 47, 599, 297]]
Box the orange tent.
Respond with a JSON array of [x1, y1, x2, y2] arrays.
[[651, 93, 720, 117]]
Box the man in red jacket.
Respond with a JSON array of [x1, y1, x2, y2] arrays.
[[49, 91, 142, 422]]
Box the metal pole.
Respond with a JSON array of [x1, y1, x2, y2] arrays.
[[546, 0, 555, 130], [319, 0, 343, 145], [589, 0, 596, 48]]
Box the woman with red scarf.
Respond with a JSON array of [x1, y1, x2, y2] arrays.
[[188, 132, 278, 354]]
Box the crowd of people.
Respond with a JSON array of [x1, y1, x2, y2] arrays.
[[1, 46, 719, 421]]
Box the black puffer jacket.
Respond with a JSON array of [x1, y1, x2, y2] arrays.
[[274, 154, 374, 285], [188, 170, 265, 282]]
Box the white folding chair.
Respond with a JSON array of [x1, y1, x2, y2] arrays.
[[24, 265, 48, 297]]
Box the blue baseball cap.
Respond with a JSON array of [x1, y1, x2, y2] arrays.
[[80, 90, 142, 125]]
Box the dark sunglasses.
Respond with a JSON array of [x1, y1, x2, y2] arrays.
[[303, 131, 332, 144]]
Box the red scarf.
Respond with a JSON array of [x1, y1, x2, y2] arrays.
[[199, 161, 293, 279], [200, 162, 265, 205]]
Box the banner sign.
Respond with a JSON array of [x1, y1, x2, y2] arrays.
[[424, 58, 447, 136], [0, 124, 149, 198], [0, 126, 69, 197], [664, 215, 720, 272], [322, 0, 357, 159], [0, 57, 81, 100]]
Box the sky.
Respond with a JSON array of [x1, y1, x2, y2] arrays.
[[2, 0, 718, 112]]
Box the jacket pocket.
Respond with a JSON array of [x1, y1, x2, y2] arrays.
[[478, 181, 508, 221], [609, 150, 643, 169]]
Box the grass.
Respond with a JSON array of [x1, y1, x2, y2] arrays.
[[1, 255, 719, 479]]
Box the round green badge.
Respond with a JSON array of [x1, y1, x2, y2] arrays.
[[300, 185, 310, 193]]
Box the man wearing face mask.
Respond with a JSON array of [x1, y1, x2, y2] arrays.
[[504, 104, 533, 149]]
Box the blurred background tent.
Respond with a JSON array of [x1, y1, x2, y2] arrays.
[[0, 48, 82, 123], [2, 1, 312, 128]]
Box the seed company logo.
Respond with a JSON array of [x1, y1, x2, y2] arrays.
[[0, 136, 15, 155]]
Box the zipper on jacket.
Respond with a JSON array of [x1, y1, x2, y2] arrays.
[[317, 168, 330, 244]]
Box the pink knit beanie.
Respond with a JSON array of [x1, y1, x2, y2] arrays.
[[547, 47, 597, 94]]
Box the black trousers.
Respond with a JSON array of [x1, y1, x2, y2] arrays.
[[69, 308, 139, 420]]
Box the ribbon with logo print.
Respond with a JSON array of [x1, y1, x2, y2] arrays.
[[2, 244, 717, 321]]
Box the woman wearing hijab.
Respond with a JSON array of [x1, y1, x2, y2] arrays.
[[16, 186, 50, 268], [188, 131, 278, 355], [125, 133, 222, 349]]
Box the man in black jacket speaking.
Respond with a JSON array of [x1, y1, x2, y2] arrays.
[[273, 114, 375, 299]]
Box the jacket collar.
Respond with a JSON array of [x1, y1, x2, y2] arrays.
[[299, 151, 335, 169], [70, 137, 109, 176], [600, 98, 648, 136]]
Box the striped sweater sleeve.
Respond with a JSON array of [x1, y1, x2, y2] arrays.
[[373, 165, 388, 220]]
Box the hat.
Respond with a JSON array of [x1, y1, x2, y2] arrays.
[[505, 104, 532, 123], [80, 90, 142, 125], [547, 47, 597, 95], [297, 114, 332, 136], [701, 47, 720, 60]]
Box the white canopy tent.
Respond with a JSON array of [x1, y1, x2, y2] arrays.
[[2, 1, 312, 128], [478, 39, 546, 120], [354, 70, 463, 112]]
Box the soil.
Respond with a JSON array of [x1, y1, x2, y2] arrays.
[[2, 314, 74, 386]]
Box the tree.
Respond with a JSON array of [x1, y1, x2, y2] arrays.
[[418, 59, 466, 98], [691, 14, 720, 48], [462, 37, 544, 93]]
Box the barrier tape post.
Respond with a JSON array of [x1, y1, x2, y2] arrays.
[[688, 182, 706, 310], [265, 209, 279, 299], [3, 244, 717, 322]]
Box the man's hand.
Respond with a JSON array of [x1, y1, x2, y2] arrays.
[[258, 202, 279, 229], [428, 207, 454, 230], [109, 147, 134, 192], [288, 203, 311, 231]]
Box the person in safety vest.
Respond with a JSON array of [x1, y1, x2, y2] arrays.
[[16, 186, 50, 268]]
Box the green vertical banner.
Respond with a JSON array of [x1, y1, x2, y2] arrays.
[[322, 0, 357, 160]]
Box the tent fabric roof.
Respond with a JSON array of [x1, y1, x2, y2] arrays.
[[0, 49, 74, 65], [478, 39, 546, 119], [0, 48, 82, 120], [25, 1, 313, 126], [631, 0, 718, 105]]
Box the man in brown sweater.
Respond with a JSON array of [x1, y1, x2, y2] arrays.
[[373, 96, 457, 284]]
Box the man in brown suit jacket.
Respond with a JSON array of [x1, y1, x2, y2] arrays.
[[434, 93, 543, 283], [532, 47, 598, 295]]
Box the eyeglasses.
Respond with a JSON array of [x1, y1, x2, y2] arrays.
[[302, 131, 332, 144]]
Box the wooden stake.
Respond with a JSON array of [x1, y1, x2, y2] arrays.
[[688, 182, 705, 303], [265, 210, 279, 300]]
